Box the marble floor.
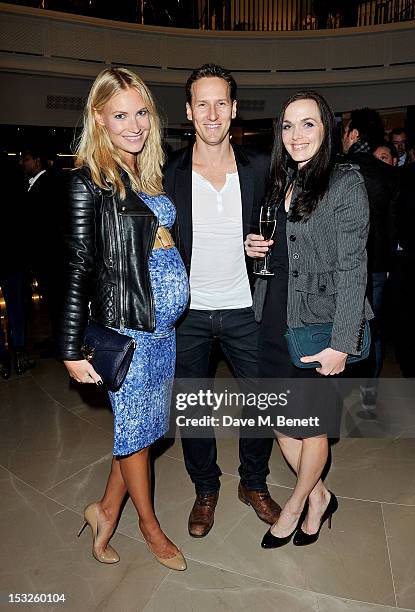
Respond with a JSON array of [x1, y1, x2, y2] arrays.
[[1, 353, 414, 612]]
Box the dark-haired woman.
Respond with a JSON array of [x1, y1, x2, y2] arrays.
[[245, 91, 372, 548]]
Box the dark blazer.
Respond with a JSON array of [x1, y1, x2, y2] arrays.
[[0, 158, 27, 275], [26, 169, 62, 274], [396, 162, 415, 259], [163, 142, 270, 276], [342, 152, 399, 272]]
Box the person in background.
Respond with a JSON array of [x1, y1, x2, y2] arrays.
[[312, 0, 330, 29], [57, 67, 188, 570], [20, 146, 62, 357], [339, 0, 360, 27], [389, 128, 412, 167], [342, 108, 399, 413], [373, 142, 398, 166], [206, 0, 231, 30], [0, 151, 35, 377], [390, 159, 415, 376]]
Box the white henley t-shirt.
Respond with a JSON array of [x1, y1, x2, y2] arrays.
[[189, 170, 252, 310]]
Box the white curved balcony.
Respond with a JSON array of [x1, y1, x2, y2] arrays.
[[0, 3, 414, 125], [1, 3, 414, 86]]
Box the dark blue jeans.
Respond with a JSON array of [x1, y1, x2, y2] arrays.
[[360, 271, 387, 393], [389, 253, 415, 377], [0, 273, 26, 357], [371, 271, 387, 379], [175, 307, 273, 495]]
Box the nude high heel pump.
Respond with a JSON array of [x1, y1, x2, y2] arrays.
[[77, 502, 120, 564], [142, 526, 186, 571], [146, 543, 187, 571]]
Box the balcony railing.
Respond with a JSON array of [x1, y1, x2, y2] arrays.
[[6, 0, 415, 31]]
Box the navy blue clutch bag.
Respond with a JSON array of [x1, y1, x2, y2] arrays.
[[81, 320, 136, 391], [285, 321, 371, 369]]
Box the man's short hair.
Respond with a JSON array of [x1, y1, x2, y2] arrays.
[[389, 127, 406, 139], [375, 141, 398, 159], [185, 64, 237, 105], [21, 146, 50, 169], [348, 108, 385, 150]]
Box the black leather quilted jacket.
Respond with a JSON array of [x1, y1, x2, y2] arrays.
[[57, 167, 158, 361]]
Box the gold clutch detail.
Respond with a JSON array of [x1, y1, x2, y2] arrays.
[[81, 344, 96, 361], [153, 226, 175, 250]]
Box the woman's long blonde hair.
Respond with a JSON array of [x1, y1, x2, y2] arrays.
[[75, 67, 164, 198]]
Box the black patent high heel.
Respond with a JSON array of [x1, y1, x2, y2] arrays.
[[293, 492, 338, 547], [261, 501, 308, 549]]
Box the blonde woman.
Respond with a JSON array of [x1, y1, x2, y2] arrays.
[[57, 68, 188, 570]]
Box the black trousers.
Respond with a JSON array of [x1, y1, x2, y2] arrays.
[[0, 272, 26, 355], [389, 253, 415, 377], [175, 307, 274, 494]]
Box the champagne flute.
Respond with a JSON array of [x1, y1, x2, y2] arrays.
[[254, 204, 277, 277]]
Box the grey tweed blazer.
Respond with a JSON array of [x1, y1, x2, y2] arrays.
[[254, 163, 373, 356]]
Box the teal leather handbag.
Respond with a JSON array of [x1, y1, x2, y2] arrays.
[[285, 321, 371, 369]]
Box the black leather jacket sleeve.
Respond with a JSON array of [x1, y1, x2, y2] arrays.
[[57, 167, 159, 361], [57, 171, 97, 361]]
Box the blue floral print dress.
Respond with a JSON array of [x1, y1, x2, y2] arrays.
[[108, 193, 189, 456]]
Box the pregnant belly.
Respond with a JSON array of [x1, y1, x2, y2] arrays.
[[149, 248, 189, 330]]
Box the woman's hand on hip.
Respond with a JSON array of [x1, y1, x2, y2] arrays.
[[63, 359, 103, 385], [300, 348, 348, 376], [244, 233, 273, 258]]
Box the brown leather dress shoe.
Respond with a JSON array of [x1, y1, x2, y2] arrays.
[[238, 482, 281, 525], [188, 492, 219, 538]]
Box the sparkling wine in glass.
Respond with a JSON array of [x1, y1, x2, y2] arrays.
[[255, 204, 277, 276]]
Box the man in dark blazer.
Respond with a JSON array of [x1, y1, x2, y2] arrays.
[[342, 108, 399, 409], [390, 161, 415, 376], [389, 128, 413, 167], [164, 64, 280, 538], [0, 153, 33, 378], [21, 146, 62, 356]]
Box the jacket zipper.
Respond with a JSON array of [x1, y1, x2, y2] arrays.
[[148, 218, 157, 331], [104, 211, 114, 268], [113, 201, 125, 329], [113, 195, 157, 332], [136, 189, 158, 332]]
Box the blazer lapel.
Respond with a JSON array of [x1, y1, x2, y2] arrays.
[[175, 146, 193, 265], [234, 144, 254, 235]]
